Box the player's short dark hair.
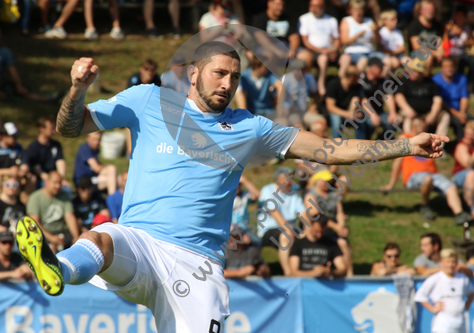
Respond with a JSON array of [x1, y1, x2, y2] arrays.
[[421, 232, 442, 250], [192, 41, 240, 72], [466, 246, 474, 261], [37, 116, 56, 128], [384, 242, 401, 253]]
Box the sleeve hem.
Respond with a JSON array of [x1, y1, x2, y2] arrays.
[[90, 108, 106, 131], [279, 128, 300, 159]]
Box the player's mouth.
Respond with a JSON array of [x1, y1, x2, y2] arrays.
[[215, 92, 228, 100]]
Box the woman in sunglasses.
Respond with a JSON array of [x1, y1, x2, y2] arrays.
[[371, 242, 415, 276], [0, 175, 26, 233]]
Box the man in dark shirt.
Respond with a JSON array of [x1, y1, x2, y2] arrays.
[[0, 175, 25, 230], [0, 231, 32, 281], [325, 65, 362, 138], [395, 59, 449, 137], [289, 216, 346, 277], [252, 0, 300, 59], [73, 177, 110, 231], [126, 59, 161, 89], [224, 225, 271, 279], [0, 122, 28, 176]]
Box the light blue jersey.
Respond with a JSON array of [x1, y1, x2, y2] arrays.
[[88, 85, 298, 261]]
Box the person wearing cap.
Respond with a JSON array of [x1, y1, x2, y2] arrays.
[[26, 170, 80, 253], [0, 231, 32, 281], [395, 58, 450, 137], [160, 55, 191, 95], [0, 175, 25, 233], [73, 176, 111, 232], [127, 59, 162, 89], [304, 169, 353, 276], [223, 224, 271, 279], [357, 57, 399, 140], [232, 175, 261, 246], [257, 167, 306, 276], [289, 215, 347, 278]]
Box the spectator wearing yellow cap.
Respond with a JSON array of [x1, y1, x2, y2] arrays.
[[304, 169, 353, 276]]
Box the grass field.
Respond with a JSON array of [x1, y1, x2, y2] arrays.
[[1, 24, 472, 275]]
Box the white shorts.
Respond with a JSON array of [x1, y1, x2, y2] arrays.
[[89, 223, 230, 333]]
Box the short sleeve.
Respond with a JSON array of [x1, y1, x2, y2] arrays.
[[396, 30, 405, 47], [288, 18, 298, 37], [407, 20, 419, 39], [56, 143, 64, 160], [199, 12, 213, 29], [414, 276, 435, 302], [413, 254, 426, 268], [331, 17, 340, 39], [87, 85, 155, 131], [269, 74, 278, 86], [325, 80, 338, 99], [26, 193, 40, 215], [289, 239, 302, 257], [460, 75, 469, 99], [298, 16, 308, 36], [329, 243, 343, 261], [254, 116, 300, 158], [430, 81, 440, 97]]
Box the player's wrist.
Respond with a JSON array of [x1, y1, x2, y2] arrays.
[[69, 86, 87, 101]]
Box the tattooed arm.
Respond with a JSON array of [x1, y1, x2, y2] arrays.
[[56, 58, 100, 138], [286, 131, 449, 165]]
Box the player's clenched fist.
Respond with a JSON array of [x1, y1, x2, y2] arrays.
[[71, 58, 99, 92]]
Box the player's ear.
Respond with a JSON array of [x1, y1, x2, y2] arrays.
[[188, 65, 197, 85]]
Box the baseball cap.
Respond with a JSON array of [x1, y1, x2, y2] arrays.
[[407, 58, 428, 75], [367, 57, 383, 69], [3, 122, 18, 136], [0, 231, 14, 242], [230, 224, 245, 236], [311, 169, 333, 182], [274, 167, 294, 179]]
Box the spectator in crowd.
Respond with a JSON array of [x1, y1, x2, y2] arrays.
[[414, 232, 441, 276], [395, 59, 449, 137], [0, 32, 64, 102], [40, 0, 123, 40], [26, 171, 80, 253], [73, 132, 117, 195], [298, 0, 351, 96], [381, 118, 471, 225], [289, 215, 347, 278], [358, 57, 399, 140], [0, 231, 32, 281], [224, 224, 271, 279], [407, 0, 443, 72], [73, 176, 111, 232], [433, 56, 472, 141], [143, 0, 182, 39], [161, 55, 191, 94], [252, 0, 300, 60], [304, 169, 353, 276], [106, 171, 127, 224], [235, 56, 282, 119], [379, 10, 409, 70], [257, 167, 306, 276], [340, 0, 388, 74], [232, 176, 261, 246], [199, 0, 242, 45], [452, 121, 474, 218], [27, 117, 69, 189], [370, 242, 416, 276], [415, 249, 474, 333], [127, 59, 161, 89], [325, 65, 362, 138], [0, 175, 25, 233], [465, 246, 474, 273]]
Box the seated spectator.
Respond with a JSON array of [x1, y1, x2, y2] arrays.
[[395, 59, 449, 137], [106, 171, 127, 224], [257, 167, 306, 276], [432, 56, 473, 141], [414, 248, 474, 333], [199, 0, 242, 45], [0, 33, 63, 102], [358, 57, 399, 140], [379, 10, 409, 71], [304, 169, 353, 276], [142, 0, 181, 39], [289, 215, 347, 277], [0, 175, 25, 233], [161, 55, 191, 94], [26, 171, 80, 253], [452, 121, 474, 218], [414, 232, 441, 276], [235, 56, 282, 119], [407, 0, 443, 73], [232, 176, 261, 246], [74, 132, 117, 195], [381, 118, 471, 225], [0, 231, 32, 281], [127, 59, 161, 89], [224, 225, 271, 279], [465, 246, 474, 273], [298, 0, 351, 96], [27, 116, 70, 189], [73, 177, 111, 232], [340, 0, 388, 74], [370, 242, 415, 276], [325, 65, 362, 138]]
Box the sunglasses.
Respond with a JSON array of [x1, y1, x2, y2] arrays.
[[3, 181, 19, 188], [386, 254, 400, 259]]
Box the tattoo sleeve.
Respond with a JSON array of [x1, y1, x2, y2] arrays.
[[356, 139, 412, 159], [56, 92, 86, 138]]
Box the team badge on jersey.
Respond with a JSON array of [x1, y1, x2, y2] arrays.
[[218, 121, 234, 131]]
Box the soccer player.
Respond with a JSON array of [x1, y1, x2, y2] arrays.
[[16, 41, 447, 333]]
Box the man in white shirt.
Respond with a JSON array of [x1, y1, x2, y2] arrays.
[[298, 0, 351, 96], [415, 249, 474, 333]]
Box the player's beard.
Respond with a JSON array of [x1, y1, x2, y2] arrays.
[[196, 73, 230, 113]]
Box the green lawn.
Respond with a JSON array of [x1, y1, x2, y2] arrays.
[[1, 28, 472, 275]]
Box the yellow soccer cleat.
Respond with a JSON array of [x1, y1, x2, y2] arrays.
[[16, 216, 64, 296]]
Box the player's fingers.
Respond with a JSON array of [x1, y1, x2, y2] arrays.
[[431, 134, 450, 143]]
